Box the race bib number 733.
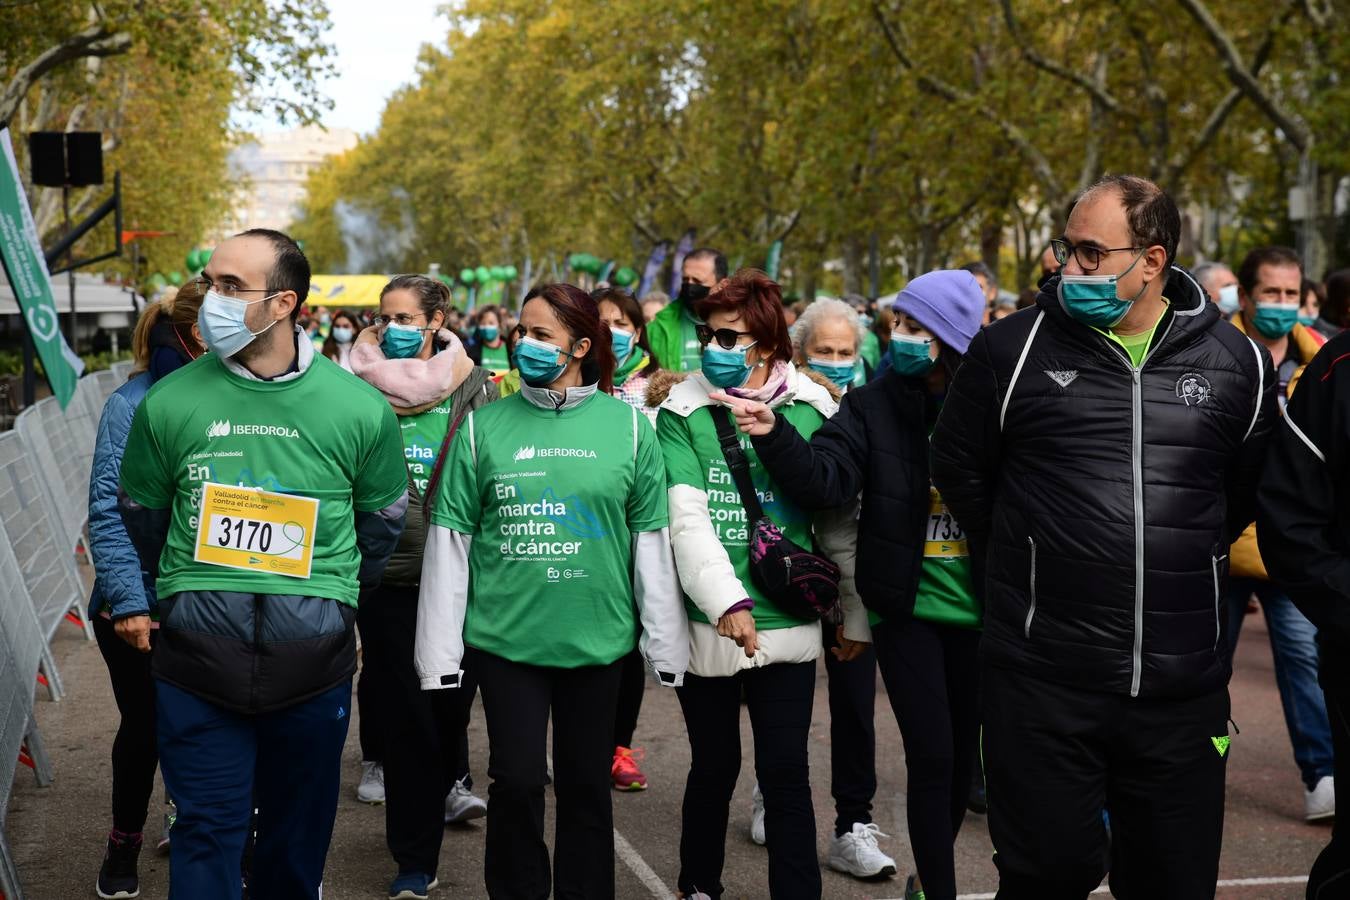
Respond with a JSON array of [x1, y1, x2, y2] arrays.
[[193, 482, 320, 579]]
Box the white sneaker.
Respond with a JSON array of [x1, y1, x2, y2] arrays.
[[1306, 774, 1335, 822], [357, 761, 385, 804], [444, 777, 487, 824], [827, 822, 897, 880], [749, 784, 766, 846]]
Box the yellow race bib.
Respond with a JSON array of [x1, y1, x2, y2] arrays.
[[194, 482, 320, 579], [924, 487, 968, 559]]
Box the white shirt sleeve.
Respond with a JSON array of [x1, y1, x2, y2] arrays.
[[415, 525, 472, 689]]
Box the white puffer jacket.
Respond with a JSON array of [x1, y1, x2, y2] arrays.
[[650, 365, 866, 678]]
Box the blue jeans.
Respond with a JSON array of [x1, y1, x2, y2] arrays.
[[1227, 577, 1335, 790], [156, 679, 352, 900]]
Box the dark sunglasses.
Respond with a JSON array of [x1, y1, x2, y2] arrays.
[[696, 324, 754, 350]]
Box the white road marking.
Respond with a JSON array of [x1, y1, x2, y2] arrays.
[[614, 827, 676, 899]]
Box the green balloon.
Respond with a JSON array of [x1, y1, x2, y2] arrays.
[[613, 266, 637, 287], [149, 273, 168, 288], [504, 265, 518, 281], [488, 266, 505, 281], [167, 271, 184, 286], [196, 248, 211, 269], [185, 253, 197, 272], [568, 254, 583, 272], [476, 266, 491, 283], [460, 268, 476, 284]]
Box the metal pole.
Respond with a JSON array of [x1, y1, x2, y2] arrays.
[[62, 184, 77, 352]]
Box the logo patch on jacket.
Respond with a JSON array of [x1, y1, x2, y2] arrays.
[[1044, 370, 1079, 389], [1176, 373, 1213, 406], [1211, 735, 1230, 757]]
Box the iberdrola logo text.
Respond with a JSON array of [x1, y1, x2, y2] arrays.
[[513, 444, 597, 461], [206, 419, 300, 440]]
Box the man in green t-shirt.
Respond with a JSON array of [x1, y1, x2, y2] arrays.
[[647, 247, 728, 371], [118, 229, 408, 900]]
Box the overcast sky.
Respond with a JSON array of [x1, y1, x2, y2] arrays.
[[242, 0, 447, 136]]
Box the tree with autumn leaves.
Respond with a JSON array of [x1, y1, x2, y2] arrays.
[[0, 0, 334, 283], [295, 0, 1350, 295]]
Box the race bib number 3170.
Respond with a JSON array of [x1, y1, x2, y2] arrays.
[[194, 482, 320, 579]]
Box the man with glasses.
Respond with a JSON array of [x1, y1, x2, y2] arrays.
[[117, 229, 408, 900], [931, 175, 1277, 897], [648, 247, 728, 371]]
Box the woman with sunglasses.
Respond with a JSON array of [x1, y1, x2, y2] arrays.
[[348, 274, 498, 899], [416, 283, 686, 899], [649, 268, 863, 900], [718, 270, 987, 900]]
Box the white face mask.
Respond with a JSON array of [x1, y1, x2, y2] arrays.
[[1216, 284, 1240, 315], [197, 289, 281, 358]]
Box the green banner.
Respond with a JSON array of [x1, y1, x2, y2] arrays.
[[0, 129, 83, 408]]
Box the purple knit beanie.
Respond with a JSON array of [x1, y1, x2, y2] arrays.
[[891, 270, 986, 355]]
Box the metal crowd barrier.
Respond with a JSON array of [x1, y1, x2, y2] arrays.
[[0, 514, 55, 900], [0, 369, 125, 898]]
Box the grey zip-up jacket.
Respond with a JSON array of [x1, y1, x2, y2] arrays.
[[932, 267, 1277, 699]]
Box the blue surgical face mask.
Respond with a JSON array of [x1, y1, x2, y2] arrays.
[[889, 333, 936, 378], [1298, 314, 1318, 327], [478, 325, 499, 342], [1252, 304, 1299, 339], [198, 289, 281, 359], [1058, 251, 1147, 328], [701, 341, 758, 388], [381, 322, 428, 359], [610, 327, 636, 365], [513, 335, 573, 386], [331, 326, 354, 344], [807, 357, 855, 390], [1216, 284, 1240, 315]]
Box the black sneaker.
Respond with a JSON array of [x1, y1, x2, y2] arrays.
[[96, 830, 143, 899]]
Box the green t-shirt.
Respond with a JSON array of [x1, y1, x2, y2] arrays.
[[912, 487, 980, 629], [400, 402, 451, 496], [676, 309, 703, 372], [1097, 299, 1169, 367], [859, 330, 881, 372], [478, 341, 510, 375], [432, 391, 668, 668], [119, 353, 408, 607], [657, 401, 824, 630]]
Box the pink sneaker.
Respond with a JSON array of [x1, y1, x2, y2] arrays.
[[611, 746, 648, 791]]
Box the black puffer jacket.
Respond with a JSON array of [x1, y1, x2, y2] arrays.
[[932, 267, 1277, 699], [750, 370, 933, 622]]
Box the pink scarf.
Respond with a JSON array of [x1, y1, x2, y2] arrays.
[[350, 328, 475, 414], [727, 360, 791, 404]]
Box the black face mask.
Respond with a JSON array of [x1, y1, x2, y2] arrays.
[[678, 282, 711, 305]]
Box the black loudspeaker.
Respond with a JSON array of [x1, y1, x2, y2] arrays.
[[28, 132, 64, 186], [65, 132, 103, 186], [26, 131, 103, 186]]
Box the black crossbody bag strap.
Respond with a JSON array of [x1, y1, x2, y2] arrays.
[[710, 406, 766, 521], [422, 407, 470, 526]]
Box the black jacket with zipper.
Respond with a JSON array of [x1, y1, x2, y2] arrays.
[[749, 369, 935, 623], [931, 266, 1277, 699], [1257, 329, 1350, 650]]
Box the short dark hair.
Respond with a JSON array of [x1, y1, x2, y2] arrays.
[[237, 228, 310, 320], [1237, 246, 1302, 296], [686, 247, 728, 281], [961, 261, 997, 288], [1325, 268, 1350, 328], [1078, 175, 1181, 267]]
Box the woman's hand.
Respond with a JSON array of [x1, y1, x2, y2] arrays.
[[115, 614, 152, 653], [830, 625, 870, 662], [709, 392, 776, 436], [717, 608, 758, 658]]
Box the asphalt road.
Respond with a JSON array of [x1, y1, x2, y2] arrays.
[[5, 589, 1327, 899]]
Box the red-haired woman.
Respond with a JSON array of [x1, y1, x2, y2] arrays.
[[415, 283, 687, 899], [649, 269, 865, 899]]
